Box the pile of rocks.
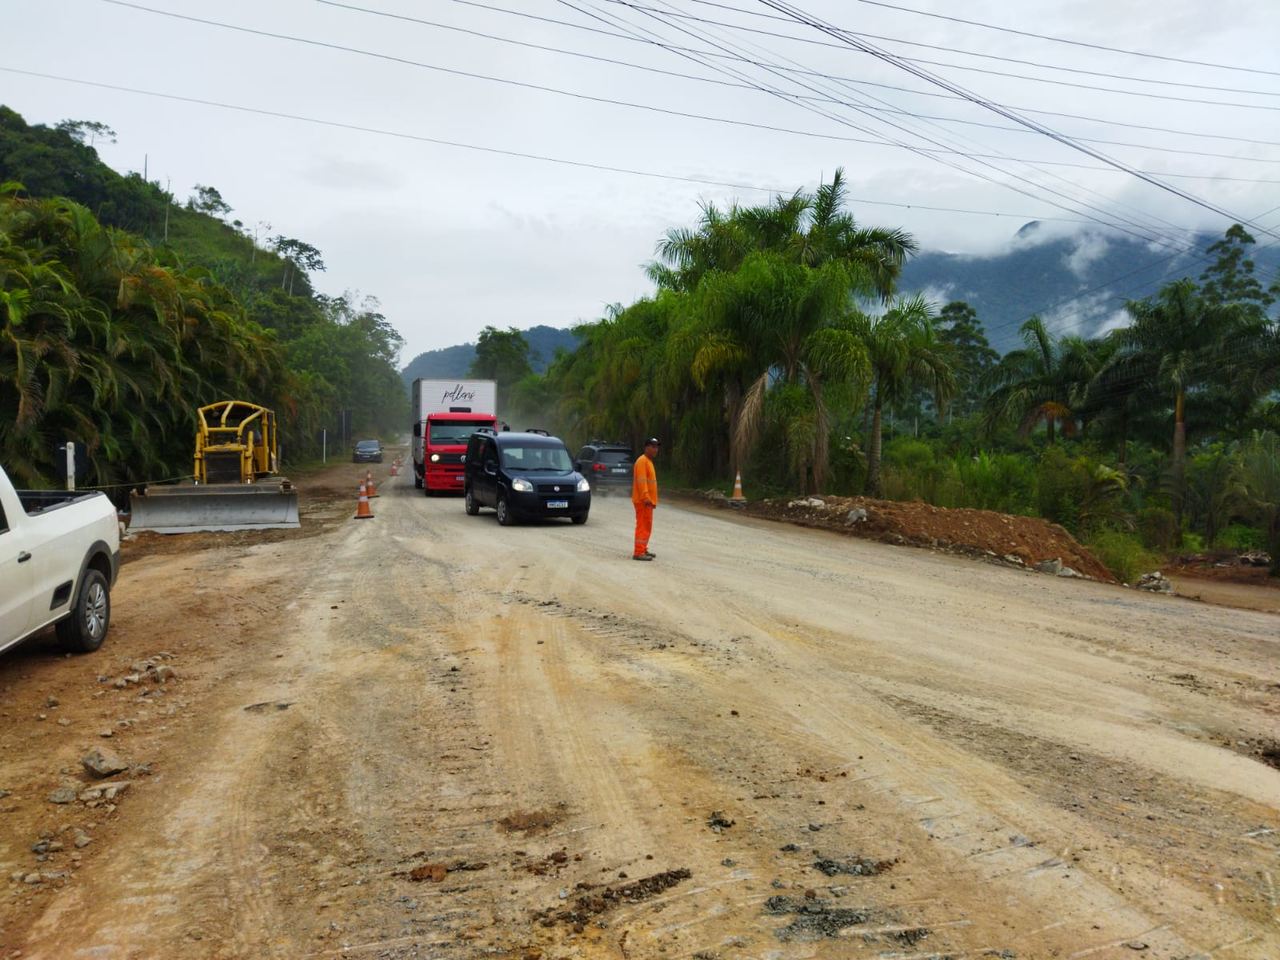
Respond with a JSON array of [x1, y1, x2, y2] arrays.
[[1135, 571, 1174, 594]]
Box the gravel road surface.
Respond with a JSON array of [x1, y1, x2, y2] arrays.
[[1, 457, 1277, 959]]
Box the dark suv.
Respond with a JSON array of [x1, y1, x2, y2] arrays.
[[464, 430, 591, 525], [573, 441, 633, 492], [352, 439, 383, 463]]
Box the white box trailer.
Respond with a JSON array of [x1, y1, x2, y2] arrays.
[[410, 379, 498, 490]]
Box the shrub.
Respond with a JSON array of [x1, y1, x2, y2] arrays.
[[1137, 506, 1178, 551], [1088, 531, 1163, 584], [943, 451, 1036, 513], [1216, 523, 1266, 551]]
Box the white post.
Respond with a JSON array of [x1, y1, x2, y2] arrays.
[[65, 443, 75, 491]]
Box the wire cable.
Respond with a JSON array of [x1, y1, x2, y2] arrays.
[[412, 0, 1280, 154], [574, 0, 1204, 252], [592, 0, 1280, 110], [610, 0, 1280, 98], [757, 0, 1280, 242], [0, 65, 1096, 223]]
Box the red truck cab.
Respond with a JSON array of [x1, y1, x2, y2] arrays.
[[423, 412, 498, 493]]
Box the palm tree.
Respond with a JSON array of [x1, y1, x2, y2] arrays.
[[852, 295, 954, 497], [1111, 279, 1240, 530], [648, 170, 915, 489], [984, 317, 1098, 444], [648, 169, 915, 300]]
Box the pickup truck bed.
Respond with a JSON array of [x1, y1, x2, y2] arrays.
[[1, 466, 121, 656]]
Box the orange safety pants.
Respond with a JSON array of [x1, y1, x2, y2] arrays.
[[633, 502, 653, 557]]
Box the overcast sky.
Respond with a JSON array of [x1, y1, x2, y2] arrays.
[[6, 0, 1279, 362]]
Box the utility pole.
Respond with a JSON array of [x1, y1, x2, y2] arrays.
[[163, 177, 171, 244]]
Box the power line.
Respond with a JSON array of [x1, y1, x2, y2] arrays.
[[421, 0, 1280, 149], [581, 0, 1204, 253], [591, 0, 1280, 111], [318, 0, 1280, 173], [840, 0, 1280, 79], [0, 65, 1094, 222], [620, 0, 1200, 251], [103, 0, 1279, 247], [758, 0, 1280, 242], [610, 0, 1280, 98]]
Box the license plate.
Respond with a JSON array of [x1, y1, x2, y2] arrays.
[[547, 500, 569, 509], [454, 475, 464, 481], [612, 469, 627, 474]]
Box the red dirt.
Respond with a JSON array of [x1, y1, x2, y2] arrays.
[[736, 494, 1117, 583]]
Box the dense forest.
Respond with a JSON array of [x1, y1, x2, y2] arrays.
[[0, 107, 405, 490], [502, 170, 1280, 576]]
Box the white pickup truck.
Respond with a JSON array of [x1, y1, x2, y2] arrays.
[[1, 465, 120, 656]]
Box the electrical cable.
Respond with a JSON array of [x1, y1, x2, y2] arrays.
[[592, 0, 1280, 110], [629, 0, 1202, 253], [0, 66, 1095, 223], [609, 0, 1280, 98], [571, 0, 1204, 253], [383, 0, 1280, 159], [757, 0, 1280, 242]]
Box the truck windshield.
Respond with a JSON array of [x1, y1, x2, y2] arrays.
[[501, 444, 573, 472], [430, 421, 493, 444]]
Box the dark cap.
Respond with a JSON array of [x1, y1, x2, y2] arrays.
[[645, 437, 661, 446]]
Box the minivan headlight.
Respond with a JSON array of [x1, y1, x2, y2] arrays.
[[511, 477, 534, 492], [577, 477, 591, 492]]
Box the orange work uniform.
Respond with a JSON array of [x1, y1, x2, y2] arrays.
[[632, 453, 658, 557]]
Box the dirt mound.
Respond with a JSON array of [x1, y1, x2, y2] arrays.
[[738, 494, 1116, 583]]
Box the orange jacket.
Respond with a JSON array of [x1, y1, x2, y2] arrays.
[[632, 454, 658, 506]]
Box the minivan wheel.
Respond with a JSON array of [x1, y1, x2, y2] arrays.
[[571, 513, 588, 525], [56, 568, 110, 653], [465, 488, 480, 515], [496, 496, 513, 526]]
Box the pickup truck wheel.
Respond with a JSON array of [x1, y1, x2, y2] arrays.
[[496, 496, 513, 526], [413, 474, 423, 489], [465, 488, 480, 515], [56, 569, 110, 653]]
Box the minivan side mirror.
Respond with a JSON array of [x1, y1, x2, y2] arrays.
[[484, 462, 497, 476]]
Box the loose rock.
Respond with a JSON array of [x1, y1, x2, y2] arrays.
[[81, 748, 129, 779]]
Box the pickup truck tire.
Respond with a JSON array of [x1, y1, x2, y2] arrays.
[[464, 488, 480, 516], [496, 496, 514, 526], [56, 568, 110, 653]]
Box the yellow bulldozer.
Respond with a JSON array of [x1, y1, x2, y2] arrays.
[[129, 401, 300, 533]]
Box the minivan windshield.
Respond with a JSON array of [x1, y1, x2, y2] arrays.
[[500, 443, 573, 472], [431, 421, 493, 444]]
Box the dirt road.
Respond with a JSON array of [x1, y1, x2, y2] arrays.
[[2, 457, 1278, 959]]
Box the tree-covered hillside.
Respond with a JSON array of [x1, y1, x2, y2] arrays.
[[400, 324, 579, 386], [0, 107, 405, 490], [900, 222, 1280, 354]]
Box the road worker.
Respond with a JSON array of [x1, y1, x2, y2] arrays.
[[631, 437, 660, 561]]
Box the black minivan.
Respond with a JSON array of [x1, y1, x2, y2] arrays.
[[463, 430, 591, 525]]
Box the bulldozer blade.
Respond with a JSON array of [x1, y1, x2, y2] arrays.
[[129, 482, 300, 534]]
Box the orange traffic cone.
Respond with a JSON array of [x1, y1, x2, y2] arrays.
[[354, 481, 375, 519], [730, 471, 746, 502], [389, 460, 399, 477], [365, 470, 378, 498]]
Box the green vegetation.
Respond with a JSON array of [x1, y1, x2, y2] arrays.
[[502, 170, 1280, 577], [0, 107, 405, 491]]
